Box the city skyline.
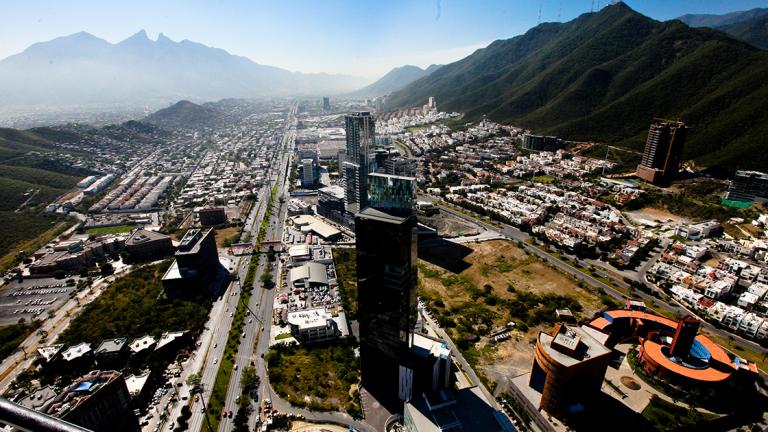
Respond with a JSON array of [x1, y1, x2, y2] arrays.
[[0, 0, 765, 78]]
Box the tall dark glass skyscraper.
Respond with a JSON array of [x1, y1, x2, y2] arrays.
[[355, 207, 418, 408], [345, 112, 375, 208]]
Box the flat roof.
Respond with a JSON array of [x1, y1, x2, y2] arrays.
[[125, 229, 169, 246], [95, 338, 126, 355], [129, 335, 156, 353], [539, 325, 611, 367], [287, 308, 332, 330], [62, 343, 91, 361], [155, 331, 186, 351], [125, 371, 151, 397], [356, 206, 409, 224], [37, 344, 64, 362], [405, 387, 515, 432]]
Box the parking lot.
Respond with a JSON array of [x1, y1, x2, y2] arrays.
[[0, 278, 77, 325]]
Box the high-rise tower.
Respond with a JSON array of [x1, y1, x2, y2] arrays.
[[636, 120, 687, 185], [355, 207, 418, 407], [345, 112, 375, 209]]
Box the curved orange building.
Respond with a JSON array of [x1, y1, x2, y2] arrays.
[[588, 309, 757, 385]]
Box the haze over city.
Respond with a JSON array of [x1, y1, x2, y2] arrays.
[[0, 0, 765, 76]]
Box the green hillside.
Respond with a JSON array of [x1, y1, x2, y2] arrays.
[[387, 3, 768, 170], [0, 128, 87, 267]]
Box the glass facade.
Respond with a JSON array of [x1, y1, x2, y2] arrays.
[[367, 173, 415, 215]]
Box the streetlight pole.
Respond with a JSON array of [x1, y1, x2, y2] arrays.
[[194, 385, 214, 432]]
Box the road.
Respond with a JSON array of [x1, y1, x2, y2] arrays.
[[424, 197, 768, 358]]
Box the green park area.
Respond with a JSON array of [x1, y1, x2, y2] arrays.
[[266, 338, 361, 417], [84, 224, 135, 235]]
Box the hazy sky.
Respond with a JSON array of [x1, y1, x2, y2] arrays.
[[1, 0, 765, 78]]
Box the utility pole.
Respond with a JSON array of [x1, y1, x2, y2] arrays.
[[195, 385, 214, 432]]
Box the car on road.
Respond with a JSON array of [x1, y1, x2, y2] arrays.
[[213, 343, 217, 348], [213, 358, 218, 364]]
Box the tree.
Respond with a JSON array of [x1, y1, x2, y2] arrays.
[[186, 373, 201, 389], [99, 262, 114, 276], [239, 365, 258, 390]]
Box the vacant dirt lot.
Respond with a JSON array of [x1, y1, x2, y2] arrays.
[[215, 226, 241, 248], [419, 240, 601, 314], [418, 239, 604, 389]]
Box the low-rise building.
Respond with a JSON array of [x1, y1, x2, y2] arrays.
[[286, 308, 338, 343]]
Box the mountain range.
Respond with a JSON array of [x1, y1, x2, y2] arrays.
[[679, 8, 768, 49], [349, 64, 441, 97], [0, 30, 370, 110], [387, 3, 768, 170], [677, 8, 768, 29]]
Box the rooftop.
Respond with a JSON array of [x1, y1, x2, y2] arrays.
[[129, 335, 156, 353], [539, 324, 611, 367], [286, 308, 332, 330], [95, 338, 126, 355], [125, 229, 169, 246], [37, 344, 64, 362], [405, 387, 515, 432], [155, 331, 186, 351], [61, 343, 92, 362]]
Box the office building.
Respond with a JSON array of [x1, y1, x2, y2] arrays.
[[384, 158, 417, 177], [636, 120, 687, 185], [526, 323, 611, 420], [197, 207, 227, 226], [287, 308, 338, 343], [124, 229, 172, 261], [367, 173, 416, 216], [355, 207, 418, 407], [522, 134, 564, 152], [343, 161, 361, 211], [317, 185, 353, 227], [403, 387, 515, 432], [323, 96, 331, 111], [726, 170, 768, 203], [300, 158, 319, 188], [41, 370, 134, 432], [587, 309, 758, 385], [345, 112, 375, 208], [162, 228, 220, 293]]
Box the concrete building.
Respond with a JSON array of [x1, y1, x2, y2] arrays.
[[162, 228, 220, 293], [124, 229, 172, 261], [526, 323, 611, 420], [726, 170, 768, 203], [403, 387, 515, 432], [41, 370, 134, 432], [355, 207, 418, 408], [286, 308, 338, 343], [317, 185, 353, 227], [636, 120, 687, 185], [94, 338, 126, 359], [300, 158, 319, 188], [197, 207, 227, 226]]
